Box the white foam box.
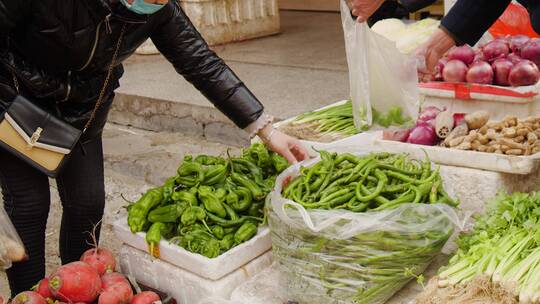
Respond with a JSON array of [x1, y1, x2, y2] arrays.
[[119, 245, 273, 304], [419, 82, 540, 121], [371, 132, 540, 175], [179, 0, 280, 46], [113, 217, 271, 280]]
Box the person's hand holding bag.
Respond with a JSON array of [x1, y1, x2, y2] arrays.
[[347, 0, 386, 22]]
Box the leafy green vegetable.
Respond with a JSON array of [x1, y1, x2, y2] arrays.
[[438, 192, 540, 302]]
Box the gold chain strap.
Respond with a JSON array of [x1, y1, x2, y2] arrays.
[[12, 74, 19, 94], [83, 23, 127, 132]]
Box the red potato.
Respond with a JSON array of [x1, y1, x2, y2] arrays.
[[80, 248, 116, 276], [129, 292, 161, 304], [11, 292, 47, 304], [99, 272, 134, 304], [34, 278, 54, 299], [48, 262, 102, 303], [0, 294, 5, 304], [80, 222, 117, 276]]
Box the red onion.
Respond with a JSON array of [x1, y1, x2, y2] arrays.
[[482, 40, 510, 62], [383, 129, 411, 142], [417, 106, 444, 124], [509, 35, 530, 55], [507, 53, 522, 65], [521, 40, 540, 67], [473, 50, 486, 63], [447, 45, 475, 65], [443, 59, 468, 83], [509, 59, 540, 87], [492, 58, 514, 86], [466, 61, 494, 84], [407, 123, 438, 146], [453, 113, 466, 127], [434, 58, 448, 81]]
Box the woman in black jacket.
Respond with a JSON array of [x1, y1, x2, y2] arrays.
[[0, 0, 308, 294]]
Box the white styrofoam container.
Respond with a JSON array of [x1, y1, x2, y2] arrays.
[[113, 218, 271, 280], [179, 0, 280, 46], [419, 82, 540, 121], [371, 131, 540, 175], [119, 245, 273, 304]]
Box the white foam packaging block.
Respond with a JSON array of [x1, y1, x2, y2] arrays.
[[372, 132, 540, 175], [113, 218, 272, 280], [119, 245, 273, 304]]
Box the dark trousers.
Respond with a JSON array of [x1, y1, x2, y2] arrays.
[[0, 135, 106, 296]]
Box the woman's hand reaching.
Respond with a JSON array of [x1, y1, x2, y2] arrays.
[[258, 125, 309, 164]]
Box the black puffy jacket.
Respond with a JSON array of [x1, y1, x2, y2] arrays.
[[0, 0, 264, 137], [441, 0, 540, 46]]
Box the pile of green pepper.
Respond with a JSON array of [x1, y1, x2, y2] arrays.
[[282, 151, 458, 212], [127, 143, 289, 258]]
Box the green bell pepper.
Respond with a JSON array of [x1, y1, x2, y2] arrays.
[[128, 187, 164, 233], [198, 186, 227, 218]]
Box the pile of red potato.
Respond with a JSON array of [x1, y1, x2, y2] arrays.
[[9, 245, 161, 304]]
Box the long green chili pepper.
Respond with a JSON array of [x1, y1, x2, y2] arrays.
[[355, 169, 387, 202], [128, 187, 164, 233], [177, 161, 205, 187], [198, 186, 227, 218], [207, 213, 263, 228], [227, 187, 253, 212], [231, 172, 265, 200], [202, 164, 228, 185], [146, 222, 174, 258], [172, 190, 198, 206]]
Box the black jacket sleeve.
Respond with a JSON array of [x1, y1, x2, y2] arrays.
[[0, 0, 30, 35], [150, 2, 264, 129], [0, 0, 67, 100], [440, 0, 511, 46]]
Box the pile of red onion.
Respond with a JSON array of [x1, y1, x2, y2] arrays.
[[383, 106, 464, 146], [433, 35, 540, 87]]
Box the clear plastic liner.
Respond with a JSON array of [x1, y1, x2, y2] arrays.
[[0, 206, 27, 270], [340, 0, 418, 129], [267, 155, 460, 304]]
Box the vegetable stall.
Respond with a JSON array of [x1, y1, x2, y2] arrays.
[[5, 10, 540, 304]]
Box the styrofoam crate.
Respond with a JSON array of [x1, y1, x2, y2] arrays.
[[113, 217, 271, 280], [419, 82, 540, 121], [371, 131, 540, 175], [119, 245, 273, 304]]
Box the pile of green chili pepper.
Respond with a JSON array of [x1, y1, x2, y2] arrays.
[[127, 143, 289, 259], [282, 151, 458, 211], [270, 152, 458, 304]]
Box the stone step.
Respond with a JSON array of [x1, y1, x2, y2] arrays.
[[110, 57, 348, 147], [102, 123, 239, 186]]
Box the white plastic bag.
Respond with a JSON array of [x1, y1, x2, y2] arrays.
[[268, 153, 461, 304], [340, 0, 418, 128], [0, 207, 27, 270]]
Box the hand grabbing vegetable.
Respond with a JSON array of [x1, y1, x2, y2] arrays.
[[416, 28, 457, 82], [258, 124, 308, 164]]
